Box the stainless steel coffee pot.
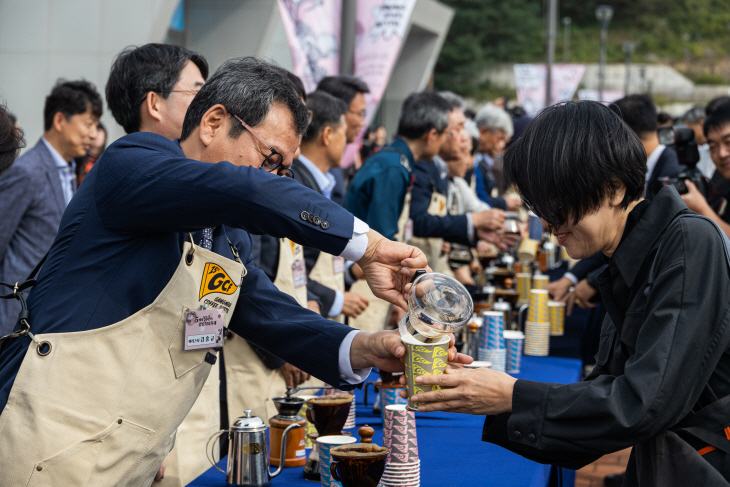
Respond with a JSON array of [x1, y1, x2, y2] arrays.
[[207, 410, 301, 486]]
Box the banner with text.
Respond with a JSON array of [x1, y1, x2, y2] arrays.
[[278, 0, 342, 93], [514, 64, 586, 116], [341, 0, 416, 167]]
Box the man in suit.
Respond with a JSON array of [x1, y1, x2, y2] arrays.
[[0, 80, 102, 336], [0, 57, 467, 486], [316, 76, 370, 205], [610, 95, 685, 198], [293, 91, 369, 321]]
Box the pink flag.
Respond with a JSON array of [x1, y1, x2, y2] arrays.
[[277, 0, 342, 92]]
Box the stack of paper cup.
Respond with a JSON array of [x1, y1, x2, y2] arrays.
[[343, 395, 356, 429], [516, 273, 531, 301], [527, 289, 549, 323], [503, 330, 525, 373], [382, 404, 420, 486], [524, 321, 550, 356], [317, 435, 356, 487], [479, 348, 506, 372], [549, 301, 566, 336], [532, 274, 549, 290], [478, 311, 506, 372], [518, 238, 539, 262]]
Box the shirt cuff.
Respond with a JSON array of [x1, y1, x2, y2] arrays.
[[466, 213, 475, 243], [329, 290, 345, 316], [338, 330, 372, 384], [340, 217, 370, 262], [564, 272, 579, 285]]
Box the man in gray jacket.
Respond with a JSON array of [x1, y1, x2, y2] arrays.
[[0, 80, 102, 335]]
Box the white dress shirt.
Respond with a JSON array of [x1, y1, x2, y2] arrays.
[[645, 144, 666, 183], [42, 137, 76, 206]]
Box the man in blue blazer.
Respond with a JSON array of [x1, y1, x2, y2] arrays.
[[0, 58, 466, 420], [0, 80, 102, 336]]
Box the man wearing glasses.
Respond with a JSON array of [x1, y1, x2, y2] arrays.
[[0, 57, 470, 486]]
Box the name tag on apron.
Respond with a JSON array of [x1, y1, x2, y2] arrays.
[[292, 259, 307, 288], [333, 256, 345, 274], [404, 219, 414, 242], [184, 308, 225, 351]]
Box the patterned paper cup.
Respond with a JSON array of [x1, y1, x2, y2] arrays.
[[503, 330, 525, 374], [518, 238, 539, 262], [527, 289, 549, 323], [380, 384, 408, 425], [548, 301, 566, 336], [532, 274, 549, 290], [317, 435, 356, 487], [516, 273, 531, 301], [384, 405, 418, 464], [402, 334, 449, 410], [482, 311, 505, 350]]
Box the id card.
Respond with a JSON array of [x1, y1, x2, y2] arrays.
[[292, 259, 307, 288], [184, 308, 225, 351], [404, 219, 414, 242], [333, 256, 345, 274]]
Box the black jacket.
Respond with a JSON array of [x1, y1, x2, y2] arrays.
[[483, 187, 730, 485]]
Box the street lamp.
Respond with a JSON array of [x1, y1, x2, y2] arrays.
[[563, 17, 572, 63], [622, 41, 636, 95], [595, 5, 614, 102]]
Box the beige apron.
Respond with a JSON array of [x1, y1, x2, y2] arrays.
[[309, 252, 346, 323], [224, 238, 317, 425], [0, 238, 245, 487], [349, 191, 413, 334], [408, 191, 448, 274]]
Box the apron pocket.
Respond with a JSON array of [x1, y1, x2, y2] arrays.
[[26, 418, 154, 487], [168, 306, 210, 379]]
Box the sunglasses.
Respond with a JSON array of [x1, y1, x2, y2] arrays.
[[234, 114, 285, 172]]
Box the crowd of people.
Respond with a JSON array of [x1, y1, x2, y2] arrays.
[[1, 42, 730, 487]]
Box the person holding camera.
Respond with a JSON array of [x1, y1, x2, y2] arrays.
[[681, 103, 730, 238]]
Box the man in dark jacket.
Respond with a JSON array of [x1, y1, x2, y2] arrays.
[[408, 101, 730, 486]]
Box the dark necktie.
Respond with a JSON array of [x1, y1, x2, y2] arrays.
[[200, 228, 214, 250]]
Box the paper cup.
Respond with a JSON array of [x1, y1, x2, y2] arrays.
[[403, 334, 449, 410], [516, 273, 531, 301], [482, 311, 505, 350], [384, 405, 418, 464], [503, 330, 525, 373], [532, 274, 549, 290], [549, 301, 566, 336], [479, 348, 506, 372], [343, 396, 356, 429], [518, 238, 539, 262], [464, 361, 491, 369], [523, 321, 550, 357], [317, 435, 356, 487], [527, 289, 549, 323]]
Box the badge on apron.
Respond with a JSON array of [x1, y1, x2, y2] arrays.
[[292, 259, 307, 288], [333, 256, 345, 274], [183, 308, 225, 351], [404, 219, 414, 242]]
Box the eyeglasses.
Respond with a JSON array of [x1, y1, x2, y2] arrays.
[[521, 195, 560, 229], [348, 109, 366, 119], [234, 115, 285, 172], [277, 166, 294, 178]]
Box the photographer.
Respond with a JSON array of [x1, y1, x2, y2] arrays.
[[681, 103, 730, 238]]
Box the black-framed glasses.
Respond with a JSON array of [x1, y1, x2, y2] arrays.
[[277, 166, 294, 178], [521, 195, 560, 229], [234, 114, 284, 172]]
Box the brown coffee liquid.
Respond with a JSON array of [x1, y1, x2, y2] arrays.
[[302, 459, 320, 481]]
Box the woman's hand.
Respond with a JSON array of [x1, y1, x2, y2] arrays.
[[398, 367, 516, 415]]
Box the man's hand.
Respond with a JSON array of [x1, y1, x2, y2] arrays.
[[504, 194, 522, 211], [545, 276, 573, 301], [307, 300, 321, 315], [342, 291, 369, 318], [280, 363, 310, 388], [471, 209, 506, 231], [681, 180, 711, 215], [477, 229, 519, 251], [349, 263, 364, 280], [566, 279, 597, 315], [454, 265, 475, 286], [398, 367, 516, 415], [349, 330, 472, 371], [154, 462, 166, 482], [357, 230, 430, 310]]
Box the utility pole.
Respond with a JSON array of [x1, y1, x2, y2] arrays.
[[595, 5, 614, 103], [562, 17, 571, 63], [622, 41, 636, 95], [546, 0, 558, 108]]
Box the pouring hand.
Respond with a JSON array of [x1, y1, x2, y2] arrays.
[[357, 230, 430, 310]]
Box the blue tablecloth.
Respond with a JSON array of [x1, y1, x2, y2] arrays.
[[189, 355, 582, 487]]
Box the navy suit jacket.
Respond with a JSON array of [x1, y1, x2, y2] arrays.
[[0, 139, 66, 336], [410, 160, 471, 245], [0, 133, 358, 413], [291, 159, 339, 315]]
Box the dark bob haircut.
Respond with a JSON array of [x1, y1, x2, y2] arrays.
[[503, 101, 647, 228], [316, 76, 370, 105], [704, 103, 730, 138], [106, 44, 209, 134], [0, 104, 24, 176], [44, 79, 103, 131], [180, 57, 309, 141], [302, 91, 348, 144], [396, 91, 451, 140]]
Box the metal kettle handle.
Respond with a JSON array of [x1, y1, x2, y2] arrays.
[[269, 422, 303, 479], [363, 381, 379, 406], [206, 429, 228, 475]]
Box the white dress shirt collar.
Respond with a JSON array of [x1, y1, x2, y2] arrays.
[[298, 154, 336, 200], [42, 137, 76, 206], [645, 144, 666, 182]]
